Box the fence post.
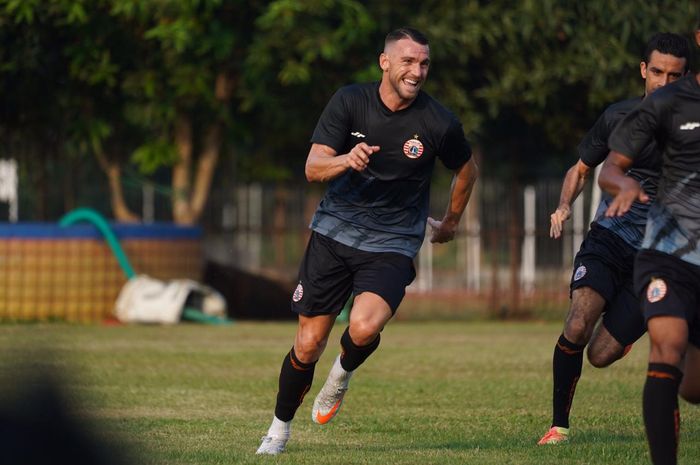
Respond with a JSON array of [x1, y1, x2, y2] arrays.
[[416, 231, 433, 292], [464, 185, 481, 291], [0, 159, 18, 222], [521, 185, 536, 295], [589, 164, 602, 224]]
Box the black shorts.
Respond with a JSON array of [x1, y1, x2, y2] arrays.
[[634, 249, 700, 348], [570, 224, 645, 346], [291, 231, 416, 316]]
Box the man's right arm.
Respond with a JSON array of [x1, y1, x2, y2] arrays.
[[549, 159, 593, 239], [600, 153, 648, 218], [304, 143, 380, 183]]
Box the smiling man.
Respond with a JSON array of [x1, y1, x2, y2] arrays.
[[256, 27, 478, 455]]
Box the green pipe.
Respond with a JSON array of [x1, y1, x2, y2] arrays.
[[59, 208, 136, 279]]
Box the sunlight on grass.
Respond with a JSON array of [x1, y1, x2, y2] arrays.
[[0, 321, 698, 464]]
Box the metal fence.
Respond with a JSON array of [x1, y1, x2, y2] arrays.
[[200, 174, 600, 320], [0, 155, 601, 320]]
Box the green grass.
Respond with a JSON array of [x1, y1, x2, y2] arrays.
[[1, 321, 698, 464]]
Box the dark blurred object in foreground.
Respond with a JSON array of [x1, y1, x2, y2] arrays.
[[203, 261, 296, 320], [0, 371, 128, 465]]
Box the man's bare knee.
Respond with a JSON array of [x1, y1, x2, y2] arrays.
[[348, 292, 392, 346], [295, 333, 328, 362], [348, 319, 381, 346], [563, 288, 605, 345], [563, 309, 595, 345], [587, 348, 618, 368]]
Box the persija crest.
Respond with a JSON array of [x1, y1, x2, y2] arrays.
[[403, 135, 424, 159]]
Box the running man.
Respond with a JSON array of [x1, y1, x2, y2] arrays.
[[539, 33, 690, 445], [256, 27, 478, 455], [601, 24, 700, 465]]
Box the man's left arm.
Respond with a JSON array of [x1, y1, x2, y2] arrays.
[[428, 157, 479, 243]]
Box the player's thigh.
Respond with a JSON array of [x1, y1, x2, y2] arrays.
[[350, 250, 415, 315], [292, 232, 354, 316], [589, 284, 646, 366], [647, 316, 688, 366], [587, 323, 626, 367], [565, 234, 627, 341], [636, 250, 698, 365], [568, 225, 634, 308], [348, 251, 415, 343]]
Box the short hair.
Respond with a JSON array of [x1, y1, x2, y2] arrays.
[[384, 27, 429, 49], [643, 32, 691, 71]]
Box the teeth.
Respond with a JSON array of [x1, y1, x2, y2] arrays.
[[405, 79, 418, 86]]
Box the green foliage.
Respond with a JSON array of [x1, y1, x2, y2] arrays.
[[253, 0, 374, 85], [1, 0, 699, 214], [132, 139, 178, 174]]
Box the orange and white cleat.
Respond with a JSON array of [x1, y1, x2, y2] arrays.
[[537, 426, 570, 445], [312, 355, 353, 425]]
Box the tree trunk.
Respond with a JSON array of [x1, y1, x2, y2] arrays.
[[188, 123, 221, 223], [172, 71, 232, 225], [95, 150, 140, 223], [172, 113, 194, 224]]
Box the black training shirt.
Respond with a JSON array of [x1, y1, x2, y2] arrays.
[[609, 75, 700, 266], [579, 97, 662, 249], [309, 82, 472, 257]]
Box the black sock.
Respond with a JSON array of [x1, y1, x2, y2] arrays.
[[339, 326, 380, 372], [551, 334, 585, 428], [274, 347, 316, 422], [643, 363, 683, 465]]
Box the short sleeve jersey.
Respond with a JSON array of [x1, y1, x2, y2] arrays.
[[609, 75, 700, 266], [579, 97, 662, 249], [309, 82, 472, 258]]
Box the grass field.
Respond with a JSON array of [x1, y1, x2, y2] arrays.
[[1, 321, 698, 465]]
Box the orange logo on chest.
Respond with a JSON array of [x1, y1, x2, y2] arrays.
[[403, 135, 424, 159]]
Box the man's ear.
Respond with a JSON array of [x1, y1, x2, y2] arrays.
[[640, 61, 647, 80], [379, 53, 389, 72]]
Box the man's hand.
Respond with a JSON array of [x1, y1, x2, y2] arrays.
[[549, 205, 571, 239], [605, 178, 649, 217], [427, 217, 457, 243], [346, 143, 380, 172]]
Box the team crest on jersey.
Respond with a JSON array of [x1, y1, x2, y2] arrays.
[[292, 283, 304, 302], [573, 265, 587, 281], [646, 278, 667, 303], [403, 135, 424, 159]]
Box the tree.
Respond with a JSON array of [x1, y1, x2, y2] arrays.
[[240, 0, 377, 179], [110, 0, 266, 224], [2, 0, 697, 222]]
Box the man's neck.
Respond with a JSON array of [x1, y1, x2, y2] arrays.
[[378, 80, 415, 112]]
